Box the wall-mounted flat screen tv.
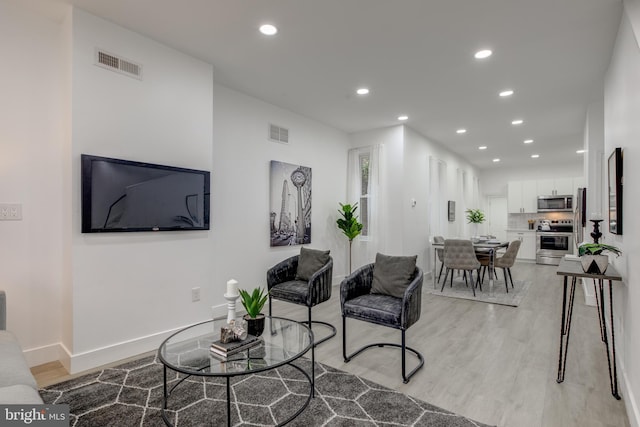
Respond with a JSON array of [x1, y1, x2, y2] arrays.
[[81, 154, 210, 233]]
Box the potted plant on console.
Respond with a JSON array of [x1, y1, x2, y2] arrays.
[[578, 243, 621, 274], [239, 287, 269, 336]]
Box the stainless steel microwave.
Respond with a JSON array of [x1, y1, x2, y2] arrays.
[[537, 195, 573, 212]]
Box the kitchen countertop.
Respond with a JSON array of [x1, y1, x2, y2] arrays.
[[506, 229, 537, 233]]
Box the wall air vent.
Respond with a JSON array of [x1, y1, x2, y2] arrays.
[[269, 124, 289, 144], [95, 49, 143, 80]]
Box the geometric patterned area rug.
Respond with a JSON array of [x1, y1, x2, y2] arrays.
[[425, 276, 532, 307], [40, 354, 493, 426]]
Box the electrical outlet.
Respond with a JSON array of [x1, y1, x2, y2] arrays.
[[191, 287, 201, 302], [0, 203, 22, 220]]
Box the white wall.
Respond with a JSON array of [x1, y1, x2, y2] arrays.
[[0, 3, 349, 373], [211, 83, 349, 286], [0, 0, 68, 366], [69, 8, 215, 371], [604, 4, 640, 425], [349, 125, 481, 276], [583, 99, 606, 219]]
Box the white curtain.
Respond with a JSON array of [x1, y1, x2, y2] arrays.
[[428, 156, 447, 239], [347, 144, 387, 269]]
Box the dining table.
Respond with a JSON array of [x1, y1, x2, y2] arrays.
[[431, 239, 509, 297]]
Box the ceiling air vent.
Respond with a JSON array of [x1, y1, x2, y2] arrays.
[[95, 49, 143, 80], [269, 124, 289, 144]]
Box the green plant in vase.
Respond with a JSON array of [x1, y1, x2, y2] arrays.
[[578, 243, 621, 274], [239, 287, 269, 336], [465, 208, 485, 238], [337, 202, 364, 273], [577, 243, 621, 257]]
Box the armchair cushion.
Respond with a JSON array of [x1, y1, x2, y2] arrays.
[[343, 294, 402, 326], [295, 247, 330, 281], [370, 253, 417, 298]]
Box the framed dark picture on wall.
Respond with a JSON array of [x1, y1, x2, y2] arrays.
[[448, 200, 455, 222], [608, 147, 623, 235]]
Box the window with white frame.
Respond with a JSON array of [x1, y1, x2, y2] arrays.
[[359, 151, 370, 236]]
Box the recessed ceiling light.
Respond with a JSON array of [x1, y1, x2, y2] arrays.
[[493, 158, 501, 162], [474, 49, 493, 59], [524, 139, 534, 144], [478, 146, 487, 150], [456, 128, 467, 134], [531, 154, 540, 158], [356, 88, 370, 95], [259, 24, 278, 36], [499, 90, 514, 97], [511, 119, 524, 125], [576, 149, 586, 154], [398, 115, 409, 121]]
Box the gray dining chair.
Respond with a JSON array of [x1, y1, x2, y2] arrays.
[[433, 236, 445, 283], [480, 240, 521, 292], [442, 239, 482, 296]]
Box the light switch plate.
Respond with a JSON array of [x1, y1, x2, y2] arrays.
[[0, 204, 22, 220]]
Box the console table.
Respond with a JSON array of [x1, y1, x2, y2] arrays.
[[556, 257, 622, 399]]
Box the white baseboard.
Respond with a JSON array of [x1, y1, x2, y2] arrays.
[[619, 355, 640, 427], [24, 342, 68, 368], [24, 303, 230, 375]]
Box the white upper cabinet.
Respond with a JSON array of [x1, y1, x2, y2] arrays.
[[508, 180, 537, 213], [537, 178, 573, 195]]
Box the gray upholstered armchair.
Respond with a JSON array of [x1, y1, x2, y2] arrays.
[[340, 258, 424, 383], [267, 248, 336, 345]]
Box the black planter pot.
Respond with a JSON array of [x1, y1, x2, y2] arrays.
[[243, 314, 266, 337]]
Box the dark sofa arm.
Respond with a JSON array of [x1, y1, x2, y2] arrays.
[[266, 256, 299, 290], [0, 290, 6, 330], [340, 263, 375, 307]]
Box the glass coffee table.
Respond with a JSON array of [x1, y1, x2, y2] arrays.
[[158, 316, 314, 426]]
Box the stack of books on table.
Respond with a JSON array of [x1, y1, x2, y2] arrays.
[[210, 335, 262, 361]]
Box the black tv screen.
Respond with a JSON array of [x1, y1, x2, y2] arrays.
[[81, 154, 210, 233]]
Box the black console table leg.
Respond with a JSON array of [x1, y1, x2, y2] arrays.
[[226, 377, 231, 426], [602, 279, 621, 400], [557, 276, 577, 383], [593, 280, 605, 342]]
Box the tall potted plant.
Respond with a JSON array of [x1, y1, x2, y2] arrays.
[[337, 202, 363, 273], [465, 208, 485, 237], [239, 287, 269, 336]]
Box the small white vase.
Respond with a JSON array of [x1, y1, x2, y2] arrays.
[[580, 254, 609, 274], [471, 223, 479, 238]]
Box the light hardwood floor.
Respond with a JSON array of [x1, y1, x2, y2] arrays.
[[32, 262, 629, 427]]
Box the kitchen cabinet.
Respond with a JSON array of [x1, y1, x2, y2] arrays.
[[507, 180, 537, 213], [506, 231, 536, 260], [537, 178, 574, 196]]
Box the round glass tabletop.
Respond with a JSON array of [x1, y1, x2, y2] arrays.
[[158, 316, 313, 377]]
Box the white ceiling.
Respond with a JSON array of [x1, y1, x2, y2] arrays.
[[46, 0, 622, 170]]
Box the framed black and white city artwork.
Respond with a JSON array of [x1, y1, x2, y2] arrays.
[[269, 160, 312, 246]]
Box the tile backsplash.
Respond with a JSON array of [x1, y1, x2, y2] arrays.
[[508, 212, 572, 230]]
